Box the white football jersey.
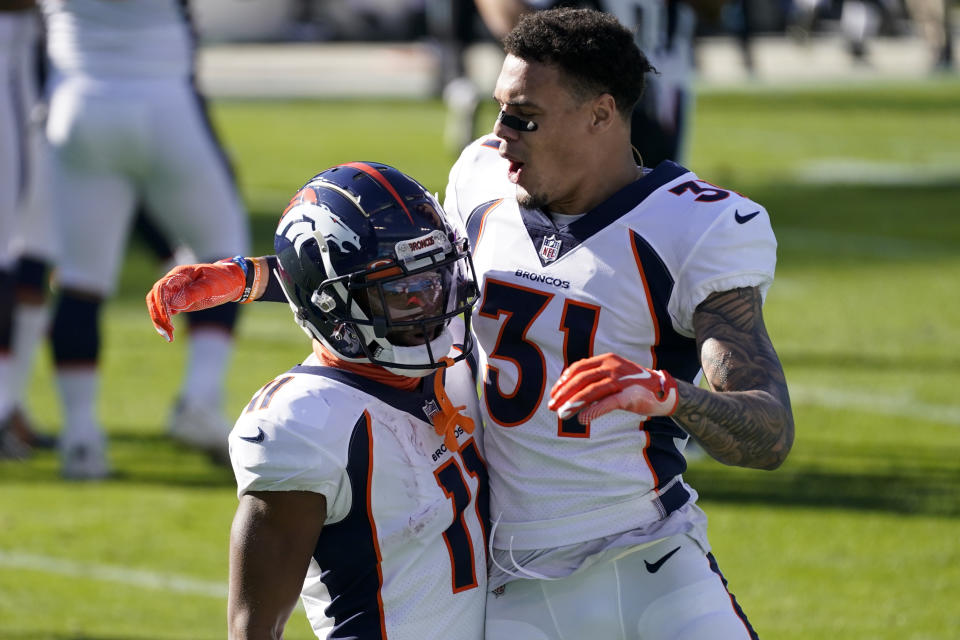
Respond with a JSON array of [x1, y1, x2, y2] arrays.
[[443, 135, 511, 221], [459, 161, 777, 554], [39, 0, 194, 78], [230, 353, 488, 640]]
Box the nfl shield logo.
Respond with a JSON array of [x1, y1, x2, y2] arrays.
[[539, 234, 561, 263], [422, 399, 440, 423]]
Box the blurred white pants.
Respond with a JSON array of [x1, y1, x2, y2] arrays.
[[45, 73, 249, 295], [485, 534, 757, 640]]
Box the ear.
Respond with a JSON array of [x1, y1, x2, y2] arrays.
[[589, 94, 618, 132]]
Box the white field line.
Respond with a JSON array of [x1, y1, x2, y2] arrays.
[[789, 384, 960, 426], [794, 159, 960, 186], [0, 550, 227, 599], [775, 228, 956, 259]]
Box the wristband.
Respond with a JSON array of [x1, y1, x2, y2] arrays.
[[240, 257, 265, 304], [231, 256, 255, 303]]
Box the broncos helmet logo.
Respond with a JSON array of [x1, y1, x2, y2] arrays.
[[282, 202, 361, 257], [318, 206, 362, 253]]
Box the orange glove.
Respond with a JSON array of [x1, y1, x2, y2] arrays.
[[146, 259, 246, 342], [548, 353, 679, 425]]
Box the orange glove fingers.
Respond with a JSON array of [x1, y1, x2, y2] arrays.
[[549, 373, 623, 420], [548, 353, 679, 423], [146, 281, 175, 342], [548, 353, 624, 416], [145, 261, 246, 342]]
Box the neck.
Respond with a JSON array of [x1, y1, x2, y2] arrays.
[[312, 341, 420, 391], [550, 144, 640, 214]]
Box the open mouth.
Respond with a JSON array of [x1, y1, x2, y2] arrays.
[[507, 160, 524, 184]]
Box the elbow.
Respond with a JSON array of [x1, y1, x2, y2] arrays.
[[759, 412, 795, 470]]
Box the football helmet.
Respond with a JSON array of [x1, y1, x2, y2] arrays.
[[274, 162, 478, 375]]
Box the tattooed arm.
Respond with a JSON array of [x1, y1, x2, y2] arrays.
[[549, 287, 792, 469], [672, 286, 794, 469]]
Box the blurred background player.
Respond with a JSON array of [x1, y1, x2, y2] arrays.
[[39, 0, 250, 478], [838, 0, 904, 63], [426, 0, 489, 155], [0, 2, 186, 459], [227, 162, 486, 639], [905, 0, 954, 70], [0, 0, 57, 457]]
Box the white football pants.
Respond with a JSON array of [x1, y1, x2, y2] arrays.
[[485, 534, 758, 640], [45, 73, 249, 296]]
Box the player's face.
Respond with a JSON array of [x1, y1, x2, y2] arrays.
[[493, 55, 597, 213], [364, 270, 446, 347]]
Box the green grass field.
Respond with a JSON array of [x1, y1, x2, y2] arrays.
[[1, 78, 959, 639]]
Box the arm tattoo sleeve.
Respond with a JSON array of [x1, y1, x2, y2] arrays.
[[671, 287, 795, 470]]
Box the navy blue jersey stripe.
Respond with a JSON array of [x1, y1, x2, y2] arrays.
[[465, 199, 502, 253], [453, 341, 480, 386], [313, 411, 386, 640], [656, 478, 690, 516], [707, 552, 760, 639], [290, 365, 442, 424], [644, 419, 688, 488], [629, 230, 699, 487], [629, 231, 700, 383]]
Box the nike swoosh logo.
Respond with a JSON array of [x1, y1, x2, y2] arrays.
[[644, 545, 681, 573], [239, 427, 265, 444], [734, 209, 761, 224]]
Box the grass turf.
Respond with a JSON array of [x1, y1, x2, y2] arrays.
[[1, 78, 958, 639]]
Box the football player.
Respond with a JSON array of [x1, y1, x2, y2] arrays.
[[466, 12, 791, 638], [0, 0, 58, 457], [148, 9, 793, 638], [225, 163, 488, 639], [39, 0, 251, 477]]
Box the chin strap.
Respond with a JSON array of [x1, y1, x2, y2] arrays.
[[431, 357, 475, 452]]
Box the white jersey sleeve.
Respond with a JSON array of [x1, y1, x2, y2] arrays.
[[229, 371, 362, 524], [443, 134, 512, 225], [669, 197, 778, 336]]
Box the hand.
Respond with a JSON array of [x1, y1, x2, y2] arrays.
[[145, 260, 245, 342], [548, 353, 679, 425]]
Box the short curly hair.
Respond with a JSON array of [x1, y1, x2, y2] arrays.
[[503, 7, 652, 117]]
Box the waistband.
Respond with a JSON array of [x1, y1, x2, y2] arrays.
[[492, 476, 692, 551]]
